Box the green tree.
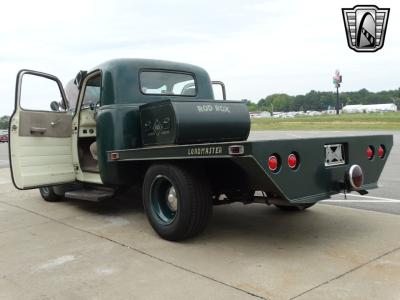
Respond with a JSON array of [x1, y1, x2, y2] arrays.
[[245, 101, 259, 112], [0, 116, 10, 129], [255, 88, 400, 112], [260, 94, 293, 112]]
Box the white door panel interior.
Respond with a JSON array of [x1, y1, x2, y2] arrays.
[[10, 112, 75, 189], [10, 70, 75, 189], [10, 135, 75, 189]]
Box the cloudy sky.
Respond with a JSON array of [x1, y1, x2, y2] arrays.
[[0, 0, 399, 115]]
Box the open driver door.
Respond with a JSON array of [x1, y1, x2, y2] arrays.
[[9, 70, 75, 189]]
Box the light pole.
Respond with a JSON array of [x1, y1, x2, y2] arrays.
[[333, 70, 342, 115]]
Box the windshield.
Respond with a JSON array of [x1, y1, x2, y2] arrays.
[[140, 71, 196, 96]]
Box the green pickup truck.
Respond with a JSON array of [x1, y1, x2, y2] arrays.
[[9, 59, 393, 241]]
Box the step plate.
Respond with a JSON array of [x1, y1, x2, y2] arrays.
[[65, 189, 115, 202]]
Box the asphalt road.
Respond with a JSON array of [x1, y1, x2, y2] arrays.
[[1, 130, 399, 214]]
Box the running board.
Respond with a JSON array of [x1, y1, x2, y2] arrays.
[[65, 188, 115, 202]]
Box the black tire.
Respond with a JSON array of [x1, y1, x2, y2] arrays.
[[39, 186, 63, 202], [274, 203, 315, 211], [143, 163, 212, 241]]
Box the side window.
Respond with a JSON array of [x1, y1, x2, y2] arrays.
[[20, 74, 65, 111], [81, 74, 101, 109]]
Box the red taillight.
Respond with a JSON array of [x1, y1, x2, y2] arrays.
[[288, 153, 298, 169], [366, 146, 374, 160], [378, 145, 385, 158], [268, 155, 279, 172]]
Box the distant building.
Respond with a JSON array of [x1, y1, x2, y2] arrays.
[[343, 103, 397, 114]]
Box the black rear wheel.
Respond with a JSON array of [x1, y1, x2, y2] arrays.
[[39, 186, 63, 202], [143, 163, 212, 241], [274, 203, 315, 211]]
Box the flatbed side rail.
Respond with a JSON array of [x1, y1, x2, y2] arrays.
[[106, 134, 393, 204], [107, 142, 252, 161]]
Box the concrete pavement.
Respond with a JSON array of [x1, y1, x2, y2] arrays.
[[1, 131, 400, 299], [0, 142, 8, 169], [1, 167, 400, 299]]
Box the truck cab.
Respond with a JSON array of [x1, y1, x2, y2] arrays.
[[9, 59, 218, 189]]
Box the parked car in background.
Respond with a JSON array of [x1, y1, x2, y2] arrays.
[[0, 134, 8, 143]]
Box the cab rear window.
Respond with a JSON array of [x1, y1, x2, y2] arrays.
[[140, 71, 196, 96]]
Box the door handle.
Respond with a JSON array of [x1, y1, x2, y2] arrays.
[[30, 127, 47, 134], [50, 120, 60, 127]]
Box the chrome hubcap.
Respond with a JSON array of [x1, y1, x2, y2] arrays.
[[166, 186, 178, 212]]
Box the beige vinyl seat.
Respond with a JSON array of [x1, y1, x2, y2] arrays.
[[90, 141, 98, 160]]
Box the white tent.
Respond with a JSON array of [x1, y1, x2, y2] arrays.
[[343, 103, 397, 114]]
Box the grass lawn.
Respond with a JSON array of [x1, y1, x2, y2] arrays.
[[251, 112, 400, 131]]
